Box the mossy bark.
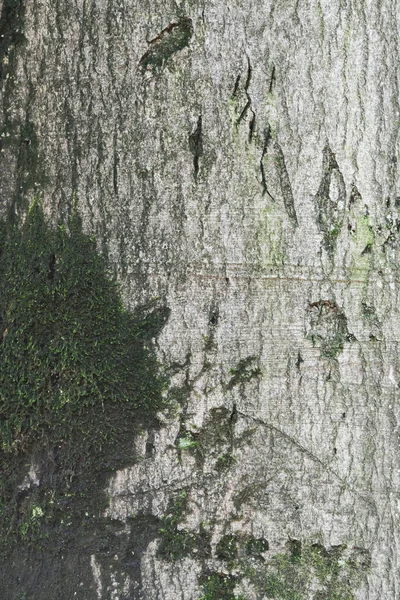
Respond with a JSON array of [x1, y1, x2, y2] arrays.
[[0, 0, 399, 599]]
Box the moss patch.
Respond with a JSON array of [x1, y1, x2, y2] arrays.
[[254, 541, 370, 600], [227, 356, 262, 389], [197, 407, 233, 457], [0, 0, 25, 81], [197, 537, 368, 600], [306, 300, 351, 359], [216, 533, 240, 563], [216, 533, 269, 567], [199, 572, 246, 600], [157, 490, 211, 561], [246, 537, 269, 558], [0, 200, 169, 550], [215, 452, 237, 472]]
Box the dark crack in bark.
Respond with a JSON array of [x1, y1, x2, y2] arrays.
[[260, 125, 275, 200], [268, 64, 276, 94], [274, 141, 298, 226], [236, 56, 254, 129], [189, 115, 203, 182]]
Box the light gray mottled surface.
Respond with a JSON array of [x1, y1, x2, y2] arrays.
[[1, 0, 400, 598]]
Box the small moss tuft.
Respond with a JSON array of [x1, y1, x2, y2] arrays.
[[246, 537, 269, 558], [215, 452, 237, 471], [216, 534, 240, 562]]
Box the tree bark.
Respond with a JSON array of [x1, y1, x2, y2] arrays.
[[0, 0, 399, 599]]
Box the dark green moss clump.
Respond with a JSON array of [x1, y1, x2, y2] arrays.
[[0, 200, 169, 547], [158, 490, 197, 559], [0, 200, 167, 449], [216, 533, 269, 565], [216, 534, 240, 563], [246, 537, 269, 558], [158, 490, 211, 561], [227, 356, 262, 389], [200, 572, 246, 600], [306, 300, 350, 359], [215, 452, 237, 471], [258, 541, 370, 600]]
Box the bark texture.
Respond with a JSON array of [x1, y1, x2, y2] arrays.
[[1, 0, 400, 599]]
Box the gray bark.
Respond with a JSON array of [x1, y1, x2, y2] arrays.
[[1, 0, 400, 598]]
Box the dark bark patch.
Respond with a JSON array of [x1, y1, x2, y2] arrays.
[[349, 184, 362, 207], [306, 300, 351, 359], [139, 17, 193, 73], [0, 0, 25, 81], [315, 144, 346, 254], [274, 142, 298, 226], [189, 115, 203, 181]]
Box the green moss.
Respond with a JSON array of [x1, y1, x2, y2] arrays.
[[0, 0, 26, 81], [199, 572, 246, 600], [216, 534, 240, 562], [215, 533, 269, 567], [215, 452, 237, 471], [246, 537, 269, 558], [228, 356, 262, 389], [306, 301, 350, 360], [176, 430, 199, 451], [198, 407, 233, 451], [158, 490, 211, 561], [197, 534, 367, 600], [0, 200, 169, 549], [253, 541, 370, 600], [0, 200, 167, 449]]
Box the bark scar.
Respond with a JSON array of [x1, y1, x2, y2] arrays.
[[260, 125, 275, 200], [189, 115, 203, 181], [139, 17, 193, 73]]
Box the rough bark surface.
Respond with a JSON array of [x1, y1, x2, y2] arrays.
[[1, 0, 400, 599]]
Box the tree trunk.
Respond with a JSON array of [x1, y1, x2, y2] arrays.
[[0, 0, 399, 598]]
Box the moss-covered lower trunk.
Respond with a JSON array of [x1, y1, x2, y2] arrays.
[[0, 0, 399, 599]]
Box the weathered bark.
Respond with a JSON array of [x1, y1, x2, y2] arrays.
[[1, 0, 400, 598]]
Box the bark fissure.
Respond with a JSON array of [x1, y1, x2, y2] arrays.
[[188, 114, 203, 182]]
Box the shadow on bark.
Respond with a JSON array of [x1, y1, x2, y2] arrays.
[[0, 200, 169, 598]]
